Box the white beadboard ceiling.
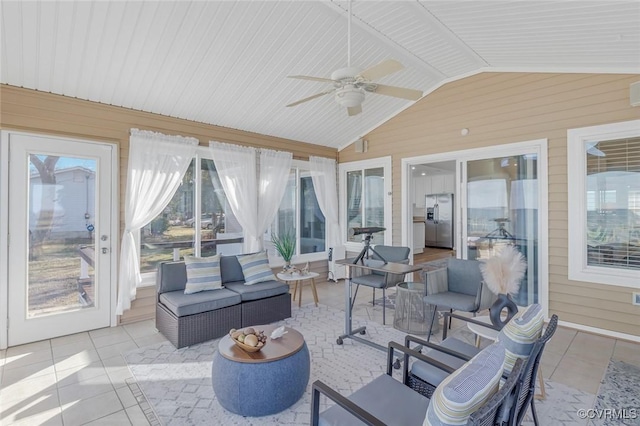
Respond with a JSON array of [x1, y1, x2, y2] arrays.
[[1, 1, 639, 150]]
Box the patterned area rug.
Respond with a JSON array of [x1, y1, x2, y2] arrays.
[[124, 304, 594, 426], [589, 360, 640, 426]]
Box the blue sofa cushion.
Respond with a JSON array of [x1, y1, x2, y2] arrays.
[[159, 288, 241, 317], [157, 261, 187, 294], [220, 255, 245, 284], [184, 254, 222, 294], [224, 280, 289, 302], [319, 374, 429, 426], [237, 251, 277, 285]]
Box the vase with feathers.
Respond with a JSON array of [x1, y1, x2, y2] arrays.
[[479, 244, 527, 328]]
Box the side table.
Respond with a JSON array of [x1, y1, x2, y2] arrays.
[[277, 271, 320, 307], [393, 282, 439, 335], [211, 324, 310, 416], [467, 315, 546, 400]]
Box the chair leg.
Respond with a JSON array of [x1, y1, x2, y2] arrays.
[[372, 288, 376, 306], [530, 398, 539, 426], [448, 309, 453, 329], [350, 284, 360, 312], [427, 305, 438, 342], [382, 288, 386, 325]]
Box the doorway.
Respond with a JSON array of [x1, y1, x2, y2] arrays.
[[402, 139, 548, 310], [2, 131, 117, 347]]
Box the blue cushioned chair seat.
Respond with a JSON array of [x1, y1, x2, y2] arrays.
[[351, 274, 385, 288], [224, 280, 289, 301], [423, 291, 477, 311], [159, 288, 241, 317], [410, 337, 481, 387], [319, 374, 430, 426]]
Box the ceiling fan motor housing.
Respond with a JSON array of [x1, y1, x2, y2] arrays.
[[335, 86, 365, 107]]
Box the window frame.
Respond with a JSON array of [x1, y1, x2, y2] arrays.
[[339, 156, 392, 253], [567, 119, 640, 288]]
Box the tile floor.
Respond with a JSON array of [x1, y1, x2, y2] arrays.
[[1, 278, 639, 425]]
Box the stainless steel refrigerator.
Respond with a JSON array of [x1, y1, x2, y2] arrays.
[[425, 193, 454, 249]]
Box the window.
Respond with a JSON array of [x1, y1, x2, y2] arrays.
[[340, 157, 392, 250], [269, 163, 326, 262], [140, 151, 242, 279], [568, 120, 640, 288]]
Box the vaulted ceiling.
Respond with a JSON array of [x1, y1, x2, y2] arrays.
[[1, 1, 639, 150]]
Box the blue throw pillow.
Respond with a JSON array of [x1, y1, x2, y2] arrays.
[[496, 303, 544, 377], [237, 251, 276, 285], [184, 255, 223, 294]]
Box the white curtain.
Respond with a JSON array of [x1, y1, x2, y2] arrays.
[[257, 148, 293, 242], [310, 156, 343, 249], [116, 129, 198, 315], [209, 142, 260, 252]]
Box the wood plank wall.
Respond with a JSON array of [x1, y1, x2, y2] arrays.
[[339, 72, 640, 338], [0, 85, 337, 324]]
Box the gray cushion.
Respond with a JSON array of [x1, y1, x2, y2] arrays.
[[410, 338, 481, 387], [224, 280, 289, 302], [423, 291, 478, 311], [319, 374, 429, 426], [447, 258, 482, 297], [351, 273, 386, 288], [156, 262, 187, 294], [220, 255, 245, 284], [159, 288, 240, 317]]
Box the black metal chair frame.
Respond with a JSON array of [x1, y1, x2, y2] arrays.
[[310, 340, 525, 426], [405, 312, 559, 426]]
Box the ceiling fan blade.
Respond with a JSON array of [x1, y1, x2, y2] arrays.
[[288, 75, 337, 83], [373, 84, 422, 101], [347, 105, 362, 116], [286, 90, 334, 107], [358, 59, 404, 81]]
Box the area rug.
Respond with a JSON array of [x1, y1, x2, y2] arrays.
[[124, 304, 594, 426], [589, 359, 640, 426]]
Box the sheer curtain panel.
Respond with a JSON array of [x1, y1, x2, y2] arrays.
[[310, 156, 343, 249], [209, 142, 260, 252], [116, 129, 198, 315], [258, 148, 293, 244]]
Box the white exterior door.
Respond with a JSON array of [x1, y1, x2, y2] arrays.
[[5, 132, 116, 346]]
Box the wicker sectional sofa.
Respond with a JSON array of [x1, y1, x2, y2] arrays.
[[156, 255, 291, 348]]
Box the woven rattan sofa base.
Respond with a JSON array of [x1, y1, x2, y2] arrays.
[[407, 372, 436, 398], [241, 292, 291, 327], [156, 302, 242, 349]]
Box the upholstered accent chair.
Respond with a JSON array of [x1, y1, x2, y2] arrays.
[[350, 245, 411, 325], [311, 340, 525, 426], [422, 258, 496, 340]]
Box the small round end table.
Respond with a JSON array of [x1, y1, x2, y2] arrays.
[[393, 282, 440, 335], [277, 271, 320, 307]]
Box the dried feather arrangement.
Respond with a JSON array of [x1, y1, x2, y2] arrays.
[[479, 244, 527, 296]]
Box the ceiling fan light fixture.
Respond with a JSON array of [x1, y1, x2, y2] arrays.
[[335, 86, 365, 108]]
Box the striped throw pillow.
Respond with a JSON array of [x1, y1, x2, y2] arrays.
[[424, 342, 506, 426], [237, 251, 276, 285], [496, 303, 544, 376], [184, 255, 223, 294]]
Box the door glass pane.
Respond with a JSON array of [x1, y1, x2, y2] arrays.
[[27, 155, 97, 317], [300, 174, 325, 253], [365, 167, 385, 245], [347, 170, 362, 242], [466, 154, 539, 305], [140, 160, 195, 273]]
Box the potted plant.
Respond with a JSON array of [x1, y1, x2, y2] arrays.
[[271, 232, 296, 271]]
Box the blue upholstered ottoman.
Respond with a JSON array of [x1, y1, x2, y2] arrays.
[[211, 325, 310, 417]]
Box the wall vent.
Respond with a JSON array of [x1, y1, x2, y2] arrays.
[[631, 81, 640, 107], [633, 292, 640, 306]]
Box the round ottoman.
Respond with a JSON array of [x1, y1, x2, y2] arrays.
[[211, 325, 310, 417]]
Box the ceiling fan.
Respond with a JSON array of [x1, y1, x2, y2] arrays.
[[286, 0, 423, 116]]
